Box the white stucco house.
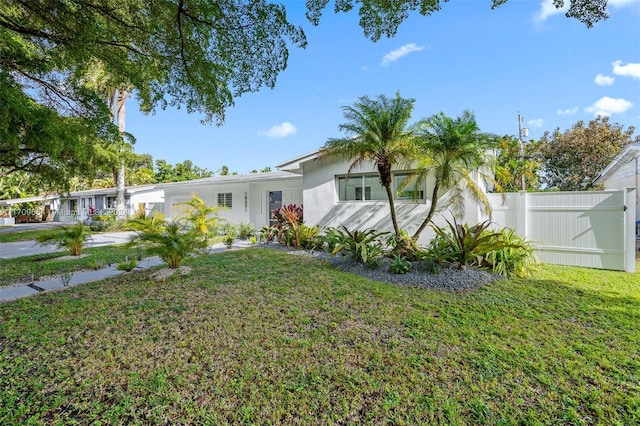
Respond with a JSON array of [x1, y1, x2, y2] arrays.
[[58, 185, 165, 222], [277, 150, 484, 247], [160, 171, 303, 228], [593, 143, 640, 220]]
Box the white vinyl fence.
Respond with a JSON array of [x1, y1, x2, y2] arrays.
[[488, 189, 636, 273]]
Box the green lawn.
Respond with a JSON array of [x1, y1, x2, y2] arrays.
[[0, 227, 67, 243], [1, 248, 639, 424], [0, 245, 142, 286]]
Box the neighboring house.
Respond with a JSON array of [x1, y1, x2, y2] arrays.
[[0, 194, 60, 225], [58, 185, 164, 222], [277, 151, 484, 246], [160, 171, 303, 228], [593, 144, 640, 220]]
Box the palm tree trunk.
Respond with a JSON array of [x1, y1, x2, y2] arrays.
[[115, 88, 128, 221], [383, 183, 400, 236], [412, 179, 440, 240]]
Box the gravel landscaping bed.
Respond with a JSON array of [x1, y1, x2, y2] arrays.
[[260, 244, 500, 291]]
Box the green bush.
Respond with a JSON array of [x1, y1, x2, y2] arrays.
[[238, 222, 255, 239], [35, 222, 91, 256], [258, 225, 278, 243], [482, 228, 538, 277], [330, 226, 388, 267], [129, 196, 220, 269], [427, 218, 537, 277], [389, 254, 411, 274]]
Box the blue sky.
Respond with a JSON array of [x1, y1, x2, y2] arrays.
[[126, 0, 640, 174]]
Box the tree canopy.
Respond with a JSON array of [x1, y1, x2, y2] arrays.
[[0, 0, 613, 192], [536, 117, 638, 191], [306, 0, 611, 41]]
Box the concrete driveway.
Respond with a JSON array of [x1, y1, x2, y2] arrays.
[[0, 231, 136, 259]]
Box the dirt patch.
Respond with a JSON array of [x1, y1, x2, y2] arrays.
[[149, 266, 193, 281], [51, 254, 90, 261]]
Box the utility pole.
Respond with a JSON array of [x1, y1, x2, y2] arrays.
[[517, 112, 529, 191]]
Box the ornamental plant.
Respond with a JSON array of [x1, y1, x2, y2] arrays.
[[35, 222, 91, 256]]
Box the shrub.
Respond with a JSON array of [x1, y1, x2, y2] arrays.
[[385, 229, 420, 260], [428, 218, 537, 277], [482, 228, 538, 277], [258, 225, 277, 243], [238, 222, 255, 239], [429, 218, 504, 270], [117, 258, 138, 272], [35, 222, 91, 256], [129, 196, 219, 269], [330, 226, 388, 266], [389, 254, 411, 274]]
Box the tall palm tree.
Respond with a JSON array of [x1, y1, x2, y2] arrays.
[[411, 110, 498, 240], [319, 92, 417, 237]]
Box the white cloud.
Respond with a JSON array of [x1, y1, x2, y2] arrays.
[[258, 122, 297, 139], [594, 74, 615, 86], [380, 43, 426, 67], [585, 97, 633, 116], [612, 60, 640, 80], [528, 118, 545, 128], [533, 0, 568, 23], [557, 107, 579, 115]]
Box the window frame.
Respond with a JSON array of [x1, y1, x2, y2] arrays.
[[217, 192, 233, 208]]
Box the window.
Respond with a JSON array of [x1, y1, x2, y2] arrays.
[[106, 196, 116, 209], [394, 173, 425, 200], [337, 175, 386, 201], [218, 192, 232, 208]]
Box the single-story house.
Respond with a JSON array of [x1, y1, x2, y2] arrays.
[[58, 185, 164, 222], [277, 150, 485, 247], [593, 143, 640, 220], [160, 171, 303, 229], [0, 194, 60, 225]]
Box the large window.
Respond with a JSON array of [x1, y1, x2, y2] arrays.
[[337, 175, 386, 201], [394, 173, 425, 200], [337, 173, 426, 201], [217, 192, 232, 208]]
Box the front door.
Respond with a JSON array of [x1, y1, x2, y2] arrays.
[[268, 191, 282, 226]]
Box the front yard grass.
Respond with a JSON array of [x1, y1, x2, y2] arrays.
[[1, 248, 639, 424], [0, 245, 141, 286]]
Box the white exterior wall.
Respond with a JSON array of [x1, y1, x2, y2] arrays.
[[129, 189, 165, 217], [162, 176, 302, 229], [488, 190, 636, 272], [301, 158, 482, 247], [600, 158, 639, 220]]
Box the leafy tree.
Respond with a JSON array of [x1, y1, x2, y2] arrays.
[[154, 160, 213, 183], [411, 110, 498, 240], [219, 165, 230, 176], [537, 116, 638, 191], [307, 0, 611, 42], [320, 92, 417, 237], [0, 0, 305, 186], [494, 135, 542, 192]]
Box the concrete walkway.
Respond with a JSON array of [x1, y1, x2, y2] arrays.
[[0, 241, 254, 304], [0, 231, 136, 259]]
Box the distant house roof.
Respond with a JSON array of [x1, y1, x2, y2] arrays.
[[159, 170, 301, 188], [0, 194, 59, 206], [593, 144, 640, 185], [276, 150, 321, 174], [66, 185, 160, 197]]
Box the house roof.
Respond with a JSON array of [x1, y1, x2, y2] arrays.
[[158, 170, 301, 188], [0, 194, 59, 206], [66, 185, 160, 197], [276, 150, 321, 174], [593, 144, 640, 185]]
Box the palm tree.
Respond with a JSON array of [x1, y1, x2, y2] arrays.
[[411, 110, 498, 240], [319, 92, 417, 237]]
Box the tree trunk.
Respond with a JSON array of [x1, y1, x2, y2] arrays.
[[383, 183, 400, 236], [114, 88, 129, 221], [412, 179, 440, 240]]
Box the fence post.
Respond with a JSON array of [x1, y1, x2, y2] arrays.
[[517, 190, 528, 238], [624, 187, 636, 273]]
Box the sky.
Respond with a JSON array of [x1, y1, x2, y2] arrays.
[[125, 0, 640, 174]]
